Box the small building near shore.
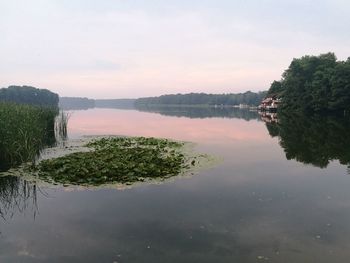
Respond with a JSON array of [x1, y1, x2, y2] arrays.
[[258, 95, 281, 111]]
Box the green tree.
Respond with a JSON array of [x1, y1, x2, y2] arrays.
[[329, 59, 350, 111], [0, 86, 59, 107], [267, 52, 350, 113], [267, 81, 283, 96]]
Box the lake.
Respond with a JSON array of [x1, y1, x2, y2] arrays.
[[1, 107, 350, 262]]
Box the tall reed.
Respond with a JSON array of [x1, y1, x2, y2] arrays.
[[55, 110, 71, 142], [0, 102, 58, 170]]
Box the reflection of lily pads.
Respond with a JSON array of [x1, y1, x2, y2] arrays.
[[35, 137, 209, 186]]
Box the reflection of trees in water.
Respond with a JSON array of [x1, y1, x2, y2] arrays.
[[0, 176, 38, 220], [264, 113, 350, 169], [135, 105, 260, 121]]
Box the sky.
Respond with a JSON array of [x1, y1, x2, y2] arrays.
[[0, 0, 349, 99]]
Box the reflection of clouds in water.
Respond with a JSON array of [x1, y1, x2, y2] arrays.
[[68, 109, 267, 143], [2, 164, 350, 262], [2, 110, 350, 262]]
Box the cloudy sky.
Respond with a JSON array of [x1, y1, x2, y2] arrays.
[[1, 0, 349, 98]]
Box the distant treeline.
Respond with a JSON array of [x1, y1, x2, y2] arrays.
[[59, 97, 136, 110], [134, 91, 267, 107], [59, 97, 95, 110], [59, 92, 267, 110], [267, 53, 350, 113], [0, 85, 59, 107]]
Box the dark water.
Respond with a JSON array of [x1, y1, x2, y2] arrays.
[[1, 108, 350, 262]]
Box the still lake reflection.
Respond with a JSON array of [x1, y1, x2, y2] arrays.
[[2, 107, 350, 262]]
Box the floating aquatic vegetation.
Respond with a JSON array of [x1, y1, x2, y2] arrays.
[[33, 136, 210, 187]]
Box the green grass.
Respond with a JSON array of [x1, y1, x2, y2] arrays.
[[0, 102, 58, 170]]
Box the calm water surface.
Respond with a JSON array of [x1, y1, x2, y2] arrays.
[[1, 108, 350, 262]]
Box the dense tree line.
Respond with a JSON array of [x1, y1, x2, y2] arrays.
[[135, 91, 267, 106], [0, 86, 59, 107], [267, 53, 350, 113]]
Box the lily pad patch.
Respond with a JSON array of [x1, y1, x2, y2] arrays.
[[36, 137, 198, 186]]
